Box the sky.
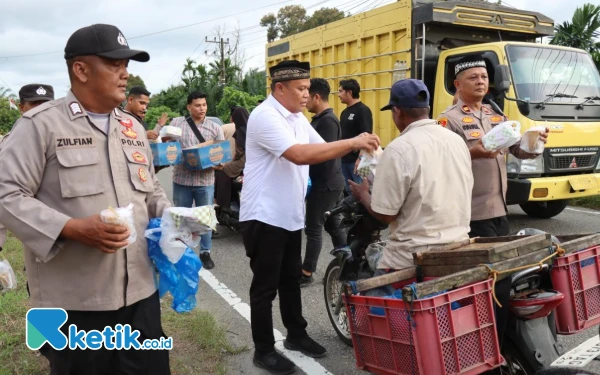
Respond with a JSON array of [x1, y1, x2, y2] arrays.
[[0, 0, 592, 99]]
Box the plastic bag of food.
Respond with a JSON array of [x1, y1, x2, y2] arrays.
[[520, 126, 546, 154], [146, 218, 202, 313], [159, 126, 182, 141], [0, 259, 17, 293], [356, 146, 384, 182], [164, 206, 218, 234], [482, 121, 521, 152], [100, 203, 136, 251]]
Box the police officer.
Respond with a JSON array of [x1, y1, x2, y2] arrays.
[[18, 83, 55, 114], [0, 24, 171, 374], [0, 83, 54, 252], [437, 54, 548, 352], [437, 54, 548, 238]]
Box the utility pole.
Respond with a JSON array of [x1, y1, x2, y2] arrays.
[[205, 36, 230, 85]]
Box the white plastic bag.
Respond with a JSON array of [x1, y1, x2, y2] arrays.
[[0, 259, 17, 293], [100, 203, 137, 251], [356, 146, 383, 183], [520, 126, 546, 154], [159, 206, 217, 263], [482, 121, 521, 152], [159, 126, 182, 141]]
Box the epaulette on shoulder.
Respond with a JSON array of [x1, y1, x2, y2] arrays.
[[21, 99, 61, 119], [439, 103, 457, 115]]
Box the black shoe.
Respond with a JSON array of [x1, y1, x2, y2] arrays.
[[253, 350, 296, 374], [299, 273, 314, 288], [283, 336, 327, 358], [200, 252, 215, 270], [212, 229, 220, 238]]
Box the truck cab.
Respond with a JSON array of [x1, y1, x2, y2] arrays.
[[265, 0, 600, 218]]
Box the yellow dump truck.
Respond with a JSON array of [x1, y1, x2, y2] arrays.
[[265, 0, 600, 218]]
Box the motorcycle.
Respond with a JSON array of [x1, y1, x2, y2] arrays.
[[323, 195, 387, 345], [321, 198, 586, 375]]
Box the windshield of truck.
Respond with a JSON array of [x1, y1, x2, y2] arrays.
[[506, 45, 600, 103]]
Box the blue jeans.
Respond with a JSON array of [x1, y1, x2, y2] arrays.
[[341, 161, 363, 194], [172, 183, 214, 253]]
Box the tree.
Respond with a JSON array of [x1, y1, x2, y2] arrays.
[[260, 14, 279, 43], [216, 86, 263, 123], [550, 3, 600, 70], [302, 8, 345, 31], [208, 58, 241, 86], [145, 105, 180, 130], [127, 74, 146, 91], [150, 84, 188, 115], [261, 5, 346, 42], [0, 99, 21, 135], [242, 69, 267, 97]]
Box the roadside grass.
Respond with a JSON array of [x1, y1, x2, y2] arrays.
[[0, 234, 245, 375], [570, 195, 600, 210]]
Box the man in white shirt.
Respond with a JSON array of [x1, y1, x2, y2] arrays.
[[240, 60, 379, 374]]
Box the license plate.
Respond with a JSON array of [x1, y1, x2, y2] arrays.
[[551, 335, 600, 368], [569, 176, 599, 190]]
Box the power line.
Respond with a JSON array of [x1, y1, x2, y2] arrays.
[[0, 0, 297, 60]]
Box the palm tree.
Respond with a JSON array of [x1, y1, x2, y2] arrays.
[[208, 58, 241, 85], [550, 3, 600, 70]]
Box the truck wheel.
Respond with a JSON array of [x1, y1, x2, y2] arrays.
[[519, 200, 569, 219]]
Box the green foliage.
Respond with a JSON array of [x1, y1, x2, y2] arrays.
[[127, 74, 146, 91], [145, 105, 180, 130], [261, 5, 346, 42], [150, 85, 188, 115], [302, 7, 346, 31], [242, 69, 267, 97], [0, 98, 21, 135], [551, 3, 600, 70], [216, 86, 263, 123]]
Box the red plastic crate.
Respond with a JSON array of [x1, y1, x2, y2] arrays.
[[552, 245, 600, 334], [344, 279, 502, 375]]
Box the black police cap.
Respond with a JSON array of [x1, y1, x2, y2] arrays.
[[64, 24, 149, 62], [19, 84, 55, 102]]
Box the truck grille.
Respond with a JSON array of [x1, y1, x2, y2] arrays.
[[547, 147, 599, 170], [549, 155, 596, 169]]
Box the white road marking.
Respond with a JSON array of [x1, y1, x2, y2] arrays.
[[566, 207, 600, 216], [200, 268, 335, 375], [552, 335, 600, 368]]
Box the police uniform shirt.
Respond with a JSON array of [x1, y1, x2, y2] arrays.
[[0, 90, 171, 311], [437, 98, 529, 222]]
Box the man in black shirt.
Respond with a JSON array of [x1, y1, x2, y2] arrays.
[[300, 78, 348, 286], [338, 79, 373, 194]]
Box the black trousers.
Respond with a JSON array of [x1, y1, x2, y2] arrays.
[[469, 216, 510, 238], [469, 215, 511, 347], [39, 291, 170, 375], [303, 189, 346, 273], [214, 170, 232, 208], [240, 220, 308, 353]]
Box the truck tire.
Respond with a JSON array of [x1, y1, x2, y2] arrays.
[[519, 200, 569, 219]]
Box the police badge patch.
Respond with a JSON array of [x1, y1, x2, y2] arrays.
[[138, 167, 148, 182]]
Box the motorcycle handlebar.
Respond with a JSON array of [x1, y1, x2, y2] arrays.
[[324, 196, 358, 219]]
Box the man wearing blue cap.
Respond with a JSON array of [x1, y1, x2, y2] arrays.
[[349, 79, 474, 271]]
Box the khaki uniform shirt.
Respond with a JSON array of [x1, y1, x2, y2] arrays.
[[438, 98, 528, 222], [371, 119, 473, 270], [0, 91, 171, 311]]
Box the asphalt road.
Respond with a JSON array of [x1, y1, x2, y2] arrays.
[[157, 167, 600, 375]]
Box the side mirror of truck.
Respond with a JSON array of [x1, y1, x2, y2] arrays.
[[494, 64, 511, 93], [495, 64, 531, 116]]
